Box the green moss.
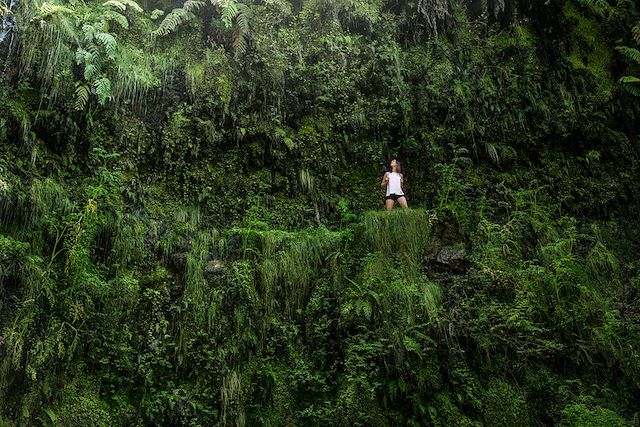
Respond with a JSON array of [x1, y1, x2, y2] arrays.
[[430, 392, 480, 426], [482, 379, 531, 427], [515, 24, 538, 47], [55, 396, 112, 426], [560, 403, 632, 427], [0, 0, 639, 424], [562, 2, 615, 97]]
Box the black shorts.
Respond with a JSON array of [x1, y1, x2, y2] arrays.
[[385, 193, 406, 201]]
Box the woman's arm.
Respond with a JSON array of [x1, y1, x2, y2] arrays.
[[380, 172, 389, 189]]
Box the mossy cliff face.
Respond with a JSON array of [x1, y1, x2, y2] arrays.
[[0, 0, 640, 425]]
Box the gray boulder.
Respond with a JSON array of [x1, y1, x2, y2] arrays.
[[434, 246, 468, 272], [204, 259, 226, 276]]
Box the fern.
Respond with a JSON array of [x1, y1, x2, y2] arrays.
[[612, 43, 640, 96], [633, 23, 640, 45], [235, 4, 250, 33], [103, 0, 126, 11], [120, 0, 143, 12], [84, 63, 98, 80], [19, 3, 78, 100], [298, 168, 315, 193], [233, 31, 248, 58], [184, 0, 207, 12], [212, 0, 251, 58], [150, 9, 164, 20], [153, 8, 195, 36], [34, 2, 77, 20], [75, 47, 94, 65], [215, 0, 239, 28], [82, 23, 96, 43], [233, 4, 251, 59], [95, 32, 117, 59], [152, 0, 252, 58], [619, 76, 640, 96], [576, 0, 613, 17], [103, 0, 143, 13], [87, 43, 100, 57], [616, 46, 640, 64], [104, 10, 129, 29], [94, 77, 112, 105], [339, 0, 381, 28], [74, 83, 90, 110]]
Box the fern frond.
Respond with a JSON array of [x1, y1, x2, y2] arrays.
[[94, 77, 112, 105], [150, 9, 164, 20], [619, 76, 640, 84], [75, 47, 95, 65], [616, 46, 640, 64], [229, 1, 251, 58], [104, 10, 129, 29], [184, 0, 206, 12], [233, 27, 248, 59], [576, 0, 612, 17], [236, 3, 250, 32], [84, 63, 98, 80], [626, 86, 640, 96], [153, 8, 195, 36], [75, 47, 88, 63], [55, 11, 79, 41], [619, 76, 640, 96], [103, 0, 143, 13], [120, 0, 143, 12], [632, 23, 640, 45], [96, 32, 117, 58], [215, 0, 239, 28], [87, 43, 101, 57], [35, 2, 76, 20], [104, 0, 126, 11], [211, 0, 254, 57], [82, 23, 96, 43], [75, 83, 90, 110]]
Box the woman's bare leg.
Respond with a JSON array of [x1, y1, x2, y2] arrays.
[[385, 199, 395, 210], [398, 196, 408, 208]]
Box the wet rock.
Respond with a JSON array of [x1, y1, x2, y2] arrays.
[[434, 246, 468, 272], [169, 252, 188, 272], [425, 215, 469, 274], [204, 259, 226, 276]]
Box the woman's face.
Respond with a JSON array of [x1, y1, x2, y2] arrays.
[[390, 159, 397, 169]]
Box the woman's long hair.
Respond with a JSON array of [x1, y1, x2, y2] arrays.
[[391, 159, 402, 174]]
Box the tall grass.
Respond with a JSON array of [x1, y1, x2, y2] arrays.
[[0, 178, 75, 231], [108, 212, 147, 270], [363, 208, 430, 278], [257, 227, 344, 316]]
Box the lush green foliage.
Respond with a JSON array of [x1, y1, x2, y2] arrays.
[[0, 0, 639, 425]]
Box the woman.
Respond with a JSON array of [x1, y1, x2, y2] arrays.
[[380, 159, 408, 210]]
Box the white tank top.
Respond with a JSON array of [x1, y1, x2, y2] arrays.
[[386, 172, 404, 196]]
